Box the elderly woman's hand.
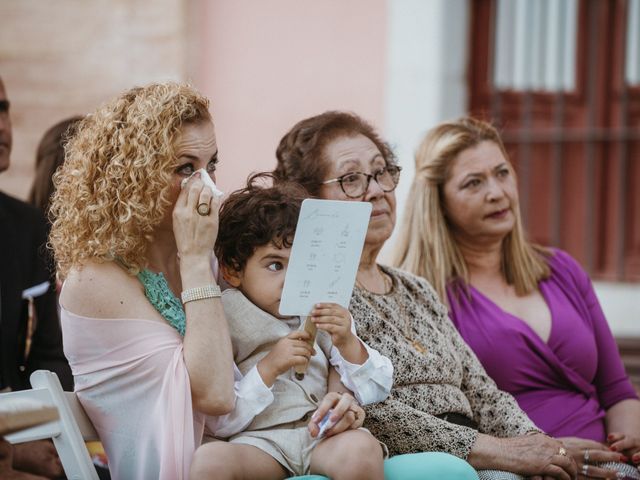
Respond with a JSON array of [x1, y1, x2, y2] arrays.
[[307, 392, 364, 439], [470, 433, 578, 479], [508, 434, 578, 480], [173, 174, 221, 262], [557, 437, 624, 479]]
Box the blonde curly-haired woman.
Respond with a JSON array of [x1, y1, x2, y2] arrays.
[[49, 82, 238, 479]]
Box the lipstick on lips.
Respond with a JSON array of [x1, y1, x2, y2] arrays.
[[485, 208, 510, 219]]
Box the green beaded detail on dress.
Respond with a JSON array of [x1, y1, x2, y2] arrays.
[[137, 269, 186, 336]]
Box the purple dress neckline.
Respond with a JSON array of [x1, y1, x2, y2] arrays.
[[448, 249, 638, 441]]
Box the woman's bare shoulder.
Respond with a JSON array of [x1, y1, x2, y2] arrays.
[[60, 261, 148, 319]]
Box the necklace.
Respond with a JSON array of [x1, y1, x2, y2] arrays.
[[355, 266, 392, 294], [409, 338, 427, 354], [356, 267, 427, 355]]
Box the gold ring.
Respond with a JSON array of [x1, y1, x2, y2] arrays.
[[558, 447, 567, 456], [196, 202, 211, 216]]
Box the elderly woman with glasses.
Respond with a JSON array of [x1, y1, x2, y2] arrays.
[[273, 111, 578, 480]]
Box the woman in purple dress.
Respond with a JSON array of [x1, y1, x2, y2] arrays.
[[393, 117, 640, 479]]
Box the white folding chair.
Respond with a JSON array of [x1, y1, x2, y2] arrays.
[[2, 370, 100, 480]]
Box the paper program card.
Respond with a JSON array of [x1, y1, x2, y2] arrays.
[[279, 199, 372, 316]]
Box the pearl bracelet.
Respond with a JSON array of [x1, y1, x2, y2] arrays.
[[181, 284, 222, 304]]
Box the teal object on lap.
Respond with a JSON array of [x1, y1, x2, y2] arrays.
[[384, 452, 478, 479], [290, 452, 478, 479]]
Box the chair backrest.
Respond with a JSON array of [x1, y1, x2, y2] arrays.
[[2, 370, 99, 480]]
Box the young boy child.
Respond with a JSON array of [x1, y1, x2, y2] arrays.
[[190, 175, 392, 480]]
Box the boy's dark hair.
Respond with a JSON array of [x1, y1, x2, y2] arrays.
[[215, 172, 308, 272]]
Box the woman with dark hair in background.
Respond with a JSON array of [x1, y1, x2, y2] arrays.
[[29, 116, 83, 214]]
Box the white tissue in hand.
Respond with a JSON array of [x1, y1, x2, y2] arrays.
[[180, 168, 224, 199], [317, 409, 335, 438], [197, 169, 225, 199]]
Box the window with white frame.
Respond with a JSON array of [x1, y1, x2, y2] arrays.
[[626, 0, 640, 85], [493, 0, 578, 91]]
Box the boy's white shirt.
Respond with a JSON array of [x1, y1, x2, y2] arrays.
[[206, 311, 393, 439], [204, 364, 273, 438]]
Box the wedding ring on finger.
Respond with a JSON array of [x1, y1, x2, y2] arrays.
[[196, 202, 211, 216], [558, 447, 567, 456], [581, 464, 589, 476], [583, 449, 590, 464]]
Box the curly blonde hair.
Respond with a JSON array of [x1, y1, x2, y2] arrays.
[[49, 82, 211, 278]]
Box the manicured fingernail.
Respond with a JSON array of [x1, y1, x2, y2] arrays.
[[632, 454, 640, 462], [620, 455, 629, 462]]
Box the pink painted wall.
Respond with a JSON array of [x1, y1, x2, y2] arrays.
[[190, 0, 387, 192]]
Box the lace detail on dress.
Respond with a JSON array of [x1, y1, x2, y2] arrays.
[[137, 269, 186, 336]]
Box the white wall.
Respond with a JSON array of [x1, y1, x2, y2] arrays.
[[594, 283, 640, 337], [381, 0, 469, 261], [192, 0, 387, 194], [0, 0, 188, 199]]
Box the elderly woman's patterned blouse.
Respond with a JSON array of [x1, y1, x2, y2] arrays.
[[351, 265, 538, 459]]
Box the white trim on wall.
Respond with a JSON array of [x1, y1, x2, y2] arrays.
[[627, 0, 640, 85], [594, 283, 640, 337], [382, 0, 469, 262], [494, 0, 577, 91]]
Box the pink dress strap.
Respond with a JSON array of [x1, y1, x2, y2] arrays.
[[61, 307, 203, 480]]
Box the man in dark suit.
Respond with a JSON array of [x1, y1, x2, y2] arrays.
[[0, 76, 70, 478]]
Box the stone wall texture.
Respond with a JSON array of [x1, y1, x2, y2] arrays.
[[0, 0, 189, 199]]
